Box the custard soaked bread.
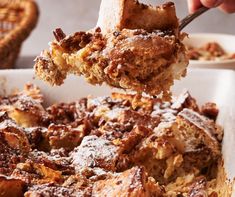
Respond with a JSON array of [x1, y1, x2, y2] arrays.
[[35, 0, 188, 98], [0, 84, 231, 196]]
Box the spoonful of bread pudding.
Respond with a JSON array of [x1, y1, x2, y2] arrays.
[[34, 0, 189, 99]]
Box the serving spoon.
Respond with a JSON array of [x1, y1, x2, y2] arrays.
[[179, 6, 210, 30]]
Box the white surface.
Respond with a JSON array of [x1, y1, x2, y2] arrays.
[[17, 0, 235, 64], [184, 33, 235, 69], [0, 68, 234, 191]]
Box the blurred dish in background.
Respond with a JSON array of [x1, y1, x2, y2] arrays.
[[187, 42, 235, 61], [183, 33, 235, 69]]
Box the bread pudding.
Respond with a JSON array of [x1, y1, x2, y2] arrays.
[[34, 0, 188, 99], [0, 84, 231, 196]]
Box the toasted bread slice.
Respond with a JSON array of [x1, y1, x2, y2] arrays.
[[97, 0, 178, 33], [92, 166, 164, 197]]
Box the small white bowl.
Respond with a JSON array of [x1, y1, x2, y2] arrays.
[[183, 33, 235, 69]]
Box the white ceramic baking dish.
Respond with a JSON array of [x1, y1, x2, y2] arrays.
[[0, 68, 234, 195]]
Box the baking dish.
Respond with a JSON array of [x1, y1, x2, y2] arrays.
[[0, 68, 234, 195]]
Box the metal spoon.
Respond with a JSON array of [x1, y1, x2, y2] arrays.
[[179, 6, 210, 31]]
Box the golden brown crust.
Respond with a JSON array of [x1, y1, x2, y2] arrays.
[[97, 1, 179, 33], [177, 108, 221, 156], [0, 112, 30, 153], [92, 166, 164, 197]]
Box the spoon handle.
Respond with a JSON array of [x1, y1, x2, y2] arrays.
[[179, 6, 209, 31]]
